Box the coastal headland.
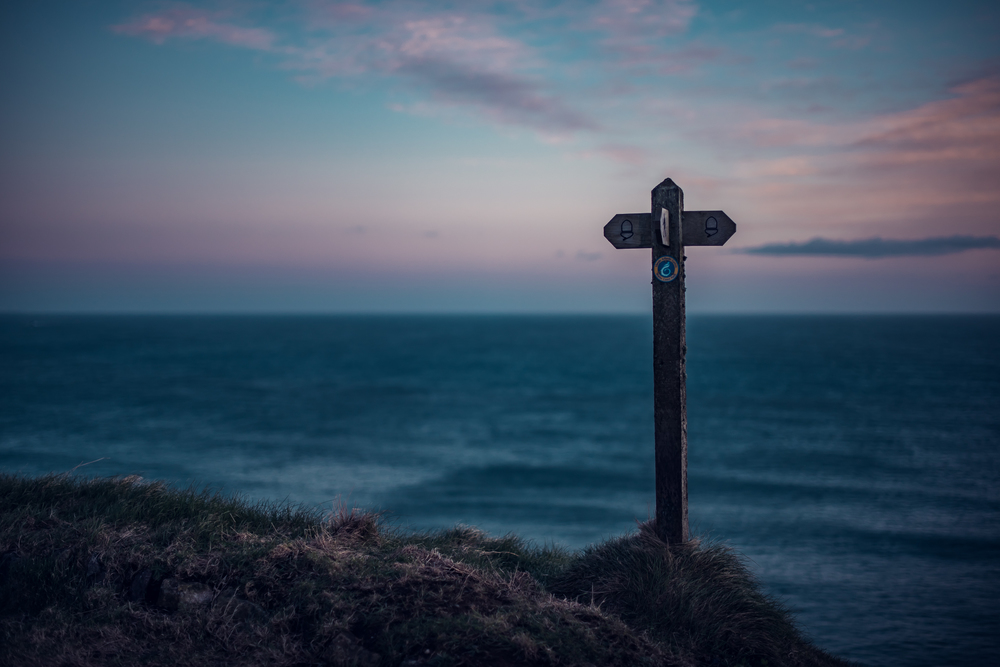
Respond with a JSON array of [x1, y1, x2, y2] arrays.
[[1, 474, 851, 667]]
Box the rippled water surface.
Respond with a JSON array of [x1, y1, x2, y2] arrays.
[[2, 314, 998, 666]]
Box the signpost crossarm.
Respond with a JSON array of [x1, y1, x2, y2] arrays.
[[651, 178, 688, 544]]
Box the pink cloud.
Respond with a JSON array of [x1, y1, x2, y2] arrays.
[[112, 6, 275, 50], [371, 15, 598, 132], [835, 77, 1000, 219], [719, 75, 1000, 159], [114, 3, 601, 137], [593, 0, 698, 40], [587, 0, 705, 71], [854, 77, 1000, 161], [390, 16, 526, 69], [678, 76, 1000, 245]]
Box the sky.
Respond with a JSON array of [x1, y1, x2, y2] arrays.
[[1, 0, 998, 313]]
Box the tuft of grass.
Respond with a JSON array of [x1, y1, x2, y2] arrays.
[[0, 473, 852, 667], [547, 521, 843, 667]]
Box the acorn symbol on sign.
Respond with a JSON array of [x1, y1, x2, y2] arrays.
[[620, 219, 634, 241], [705, 216, 719, 238]]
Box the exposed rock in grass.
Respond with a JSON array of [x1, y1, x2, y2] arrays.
[[0, 474, 852, 667]]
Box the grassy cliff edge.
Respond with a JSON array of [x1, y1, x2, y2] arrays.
[[0, 474, 851, 667]]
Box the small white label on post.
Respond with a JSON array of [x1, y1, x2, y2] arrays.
[[660, 208, 669, 246]]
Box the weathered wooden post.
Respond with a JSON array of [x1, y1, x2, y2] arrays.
[[603, 178, 737, 543]]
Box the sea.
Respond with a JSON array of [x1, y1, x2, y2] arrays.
[[1, 314, 998, 666]]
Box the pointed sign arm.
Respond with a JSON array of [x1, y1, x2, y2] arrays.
[[604, 211, 736, 248], [681, 210, 736, 246]]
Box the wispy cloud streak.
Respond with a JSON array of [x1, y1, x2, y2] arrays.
[[397, 57, 597, 131], [109, 0, 716, 139], [742, 235, 1000, 258], [108, 2, 1000, 238], [112, 7, 275, 49], [112, 3, 607, 136]]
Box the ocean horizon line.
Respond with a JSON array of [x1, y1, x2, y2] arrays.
[[3, 310, 999, 318]]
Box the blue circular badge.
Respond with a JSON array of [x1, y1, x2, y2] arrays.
[[654, 256, 679, 283]]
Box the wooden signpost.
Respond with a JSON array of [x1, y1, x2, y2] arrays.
[[603, 178, 737, 544]]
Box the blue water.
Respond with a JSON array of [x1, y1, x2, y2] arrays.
[[1, 315, 998, 666]]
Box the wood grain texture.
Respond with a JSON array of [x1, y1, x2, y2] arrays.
[[651, 178, 688, 544]]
